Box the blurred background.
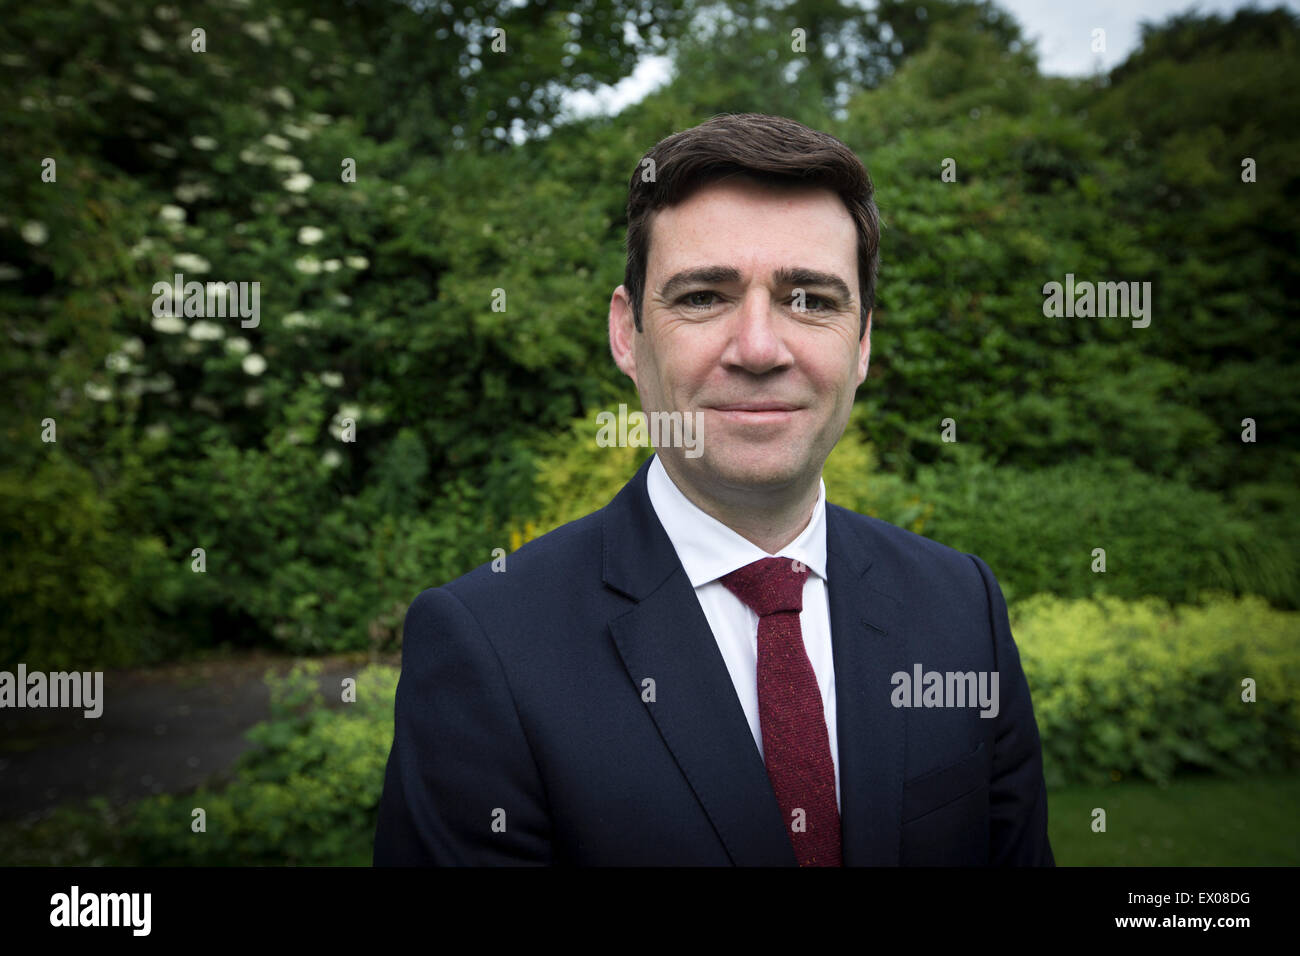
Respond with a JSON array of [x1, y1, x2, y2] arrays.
[[1, 0, 1297, 865]]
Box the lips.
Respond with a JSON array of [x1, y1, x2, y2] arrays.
[[709, 402, 800, 412]]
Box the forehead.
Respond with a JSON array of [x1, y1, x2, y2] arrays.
[[646, 177, 858, 277]]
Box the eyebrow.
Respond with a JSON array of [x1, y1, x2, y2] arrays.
[[656, 265, 854, 306]]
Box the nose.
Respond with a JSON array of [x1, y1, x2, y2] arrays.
[[720, 287, 794, 374]]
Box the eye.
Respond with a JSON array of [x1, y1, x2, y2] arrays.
[[793, 293, 831, 312], [680, 290, 719, 309]]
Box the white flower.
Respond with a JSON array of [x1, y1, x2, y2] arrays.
[[85, 382, 113, 402], [191, 135, 218, 151], [283, 172, 314, 193], [188, 320, 224, 340], [283, 123, 312, 140], [239, 147, 267, 165], [130, 238, 155, 259], [244, 387, 263, 407], [0, 263, 20, 280], [174, 182, 212, 202], [355, 62, 374, 75], [283, 311, 318, 328], [144, 423, 170, 440], [319, 371, 343, 388], [139, 27, 165, 51], [294, 255, 321, 274], [268, 86, 294, 108], [153, 6, 178, 22], [323, 258, 341, 272], [391, 184, 409, 199], [105, 351, 132, 372], [144, 373, 175, 393], [149, 143, 178, 159], [321, 449, 343, 468], [308, 112, 333, 126], [21, 221, 48, 245], [270, 154, 302, 173], [151, 314, 186, 334], [242, 22, 271, 45], [260, 133, 291, 150], [121, 336, 144, 357], [331, 292, 351, 307], [173, 252, 210, 273], [344, 255, 369, 270], [159, 204, 186, 224], [242, 353, 267, 376], [330, 405, 361, 440], [297, 226, 324, 245], [127, 84, 156, 102], [224, 336, 251, 355]]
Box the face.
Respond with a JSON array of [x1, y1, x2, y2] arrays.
[[609, 176, 871, 509]]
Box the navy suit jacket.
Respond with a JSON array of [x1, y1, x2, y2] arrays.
[[374, 455, 1054, 865]]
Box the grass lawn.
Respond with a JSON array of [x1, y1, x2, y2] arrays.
[[1047, 772, 1300, 865]]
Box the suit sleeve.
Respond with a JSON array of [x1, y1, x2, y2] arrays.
[[969, 554, 1055, 866], [373, 586, 553, 865]]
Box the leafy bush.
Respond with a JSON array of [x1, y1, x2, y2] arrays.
[[1014, 593, 1300, 788], [904, 451, 1299, 607], [116, 661, 398, 865]]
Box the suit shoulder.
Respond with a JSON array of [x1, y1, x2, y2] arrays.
[[827, 502, 995, 592]]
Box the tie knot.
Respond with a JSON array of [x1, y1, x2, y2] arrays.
[[719, 556, 809, 617]]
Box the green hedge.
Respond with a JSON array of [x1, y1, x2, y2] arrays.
[[905, 451, 1299, 608], [1015, 593, 1300, 788]]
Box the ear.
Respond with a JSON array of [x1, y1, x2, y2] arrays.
[[856, 308, 872, 386], [609, 284, 639, 383]]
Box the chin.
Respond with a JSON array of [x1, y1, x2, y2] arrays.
[[696, 450, 805, 491]]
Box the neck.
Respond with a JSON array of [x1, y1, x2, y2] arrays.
[[658, 455, 820, 555]]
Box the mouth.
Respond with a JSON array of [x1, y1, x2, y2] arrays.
[[706, 402, 801, 423]]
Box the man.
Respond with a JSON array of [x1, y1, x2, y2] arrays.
[[374, 113, 1053, 866]]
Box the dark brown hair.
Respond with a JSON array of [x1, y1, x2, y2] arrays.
[[623, 113, 879, 339]]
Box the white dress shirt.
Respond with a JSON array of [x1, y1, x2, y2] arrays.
[[645, 454, 841, 811]]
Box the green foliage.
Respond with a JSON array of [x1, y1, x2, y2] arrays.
[[6, 597, 1296, 865], [1, 1, 1296, 668], [134, 662, 395, 866], [1014, 594, 1300, 788], [901, 451, 1298, 608]]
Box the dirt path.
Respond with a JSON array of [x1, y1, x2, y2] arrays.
[[0, 651, 399, 825]]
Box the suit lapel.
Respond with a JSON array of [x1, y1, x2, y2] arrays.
[[602, 457, 796, 866], [827, 504, 907, 865]]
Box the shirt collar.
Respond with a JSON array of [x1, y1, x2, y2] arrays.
[[646, 453, 828, 588]]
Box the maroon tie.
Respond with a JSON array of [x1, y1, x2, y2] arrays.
[[720, 556, 842, 866]]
